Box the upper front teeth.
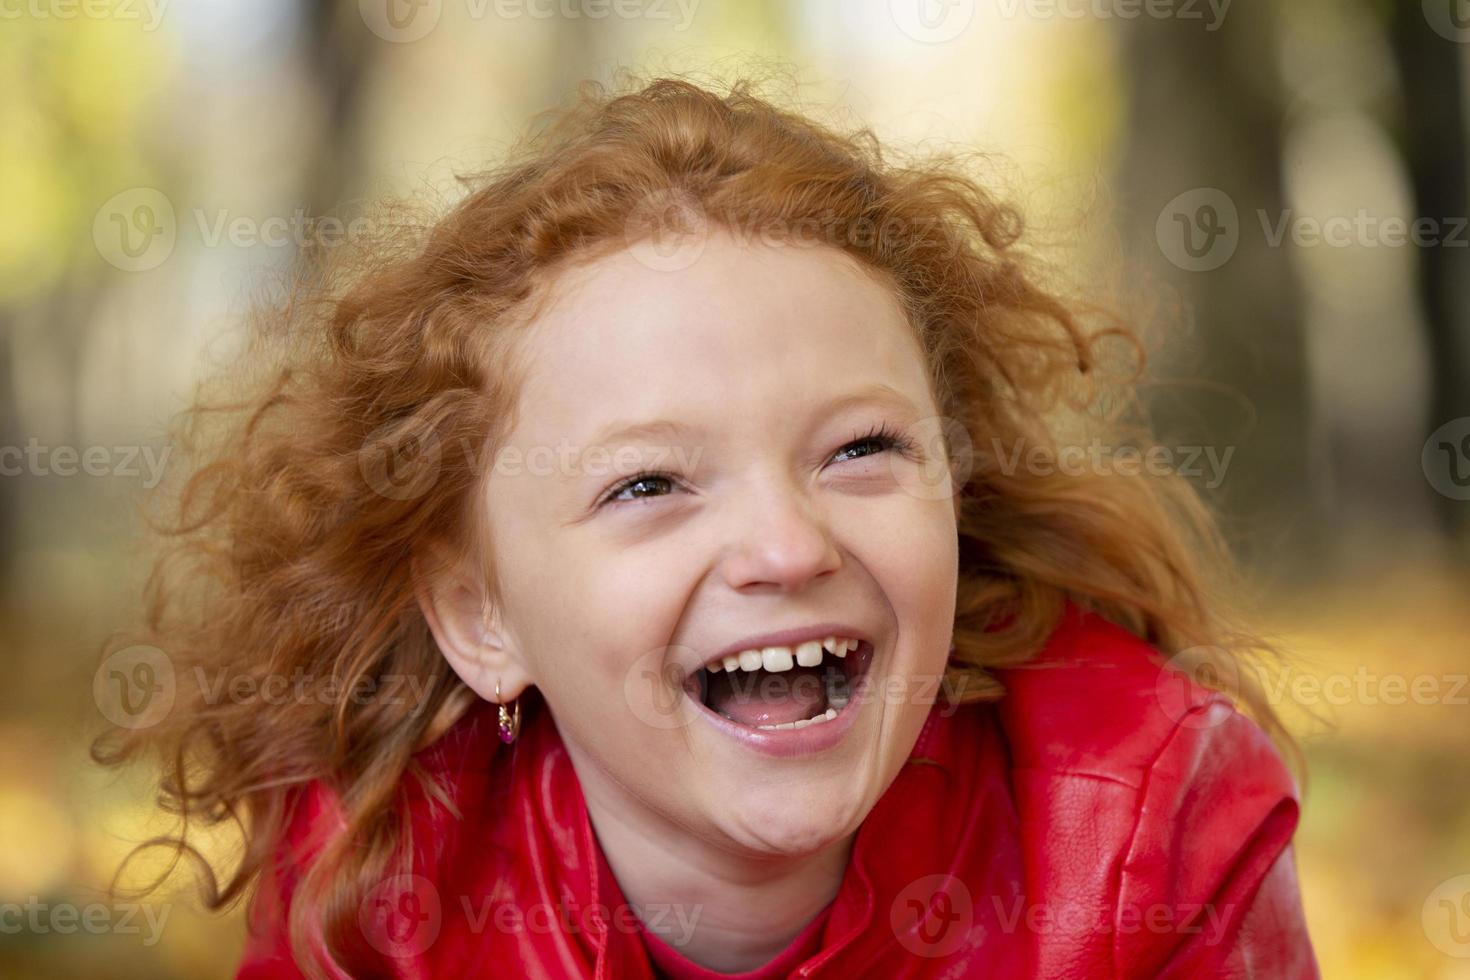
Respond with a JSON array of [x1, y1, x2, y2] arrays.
[[706, 636, 857, 673]]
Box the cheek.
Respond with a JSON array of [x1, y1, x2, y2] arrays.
[[848, 497, 958, 616], [528, 627, 678, 770], [511, 544, 696, 735]]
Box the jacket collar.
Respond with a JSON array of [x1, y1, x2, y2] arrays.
[[417, 679, 1016, 976]]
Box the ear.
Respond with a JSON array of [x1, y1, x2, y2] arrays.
[[412, 542, 534, 704]]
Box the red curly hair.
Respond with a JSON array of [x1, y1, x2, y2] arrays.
[[93, 73, 1295, 978]]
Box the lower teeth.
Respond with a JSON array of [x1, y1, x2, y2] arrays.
[[754, 706, 840, 731]]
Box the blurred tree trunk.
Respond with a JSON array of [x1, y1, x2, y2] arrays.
[[300, 0, 377, 240], [0, 315, 15, 587], [1389, 3, 1470, 557], [1116, 7, 1318, 579]]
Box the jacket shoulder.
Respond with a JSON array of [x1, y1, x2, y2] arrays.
[[990, 603, 1269, 787], [985, 605, 1315, 977]]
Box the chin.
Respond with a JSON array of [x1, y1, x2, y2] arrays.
[[711, 778, 872, 858]]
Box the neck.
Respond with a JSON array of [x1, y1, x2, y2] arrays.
[[569, 752, 851, 972]]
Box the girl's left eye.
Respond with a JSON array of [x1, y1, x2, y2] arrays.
[[603, 474, 678, 504], [598, 422, 919, 507], [831, 422, 918, 463]]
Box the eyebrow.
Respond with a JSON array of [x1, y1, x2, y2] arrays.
[[584, 383, 924, 450]]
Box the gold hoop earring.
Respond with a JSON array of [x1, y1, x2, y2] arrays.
[[495, 679, 521, 744]]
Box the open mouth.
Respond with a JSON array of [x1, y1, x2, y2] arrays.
[[683, 636, 875, 732]]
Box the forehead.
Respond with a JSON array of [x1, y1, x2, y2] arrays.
[[513, 232, 930, 438]]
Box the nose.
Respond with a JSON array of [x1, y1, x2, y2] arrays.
[[718, 477, 841, 593]]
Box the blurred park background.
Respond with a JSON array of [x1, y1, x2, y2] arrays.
[[3, 0, 1469, 976]]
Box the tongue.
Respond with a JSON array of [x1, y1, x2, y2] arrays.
[[705, 665, 829, 727]]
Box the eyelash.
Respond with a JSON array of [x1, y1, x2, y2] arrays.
[[598, 422, 920, 507]]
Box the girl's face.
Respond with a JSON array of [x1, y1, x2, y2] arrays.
[[474, 229, 958, 858]]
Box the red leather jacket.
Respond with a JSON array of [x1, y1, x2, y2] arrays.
[[236, 604, 1319, 978]]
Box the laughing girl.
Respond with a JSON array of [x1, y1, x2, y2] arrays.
[[95, 76, 1319, 978]]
